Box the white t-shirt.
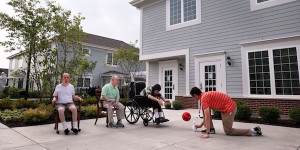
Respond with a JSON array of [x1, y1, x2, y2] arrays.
[[53, 83, 75, 104]]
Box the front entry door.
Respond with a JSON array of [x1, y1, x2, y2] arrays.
[[159, 60, 178, 103], [199, 62, 222, 92]]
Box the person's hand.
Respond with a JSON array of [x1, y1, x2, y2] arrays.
[[52, 99, 56, 106], [158, 100, 163, 106], [200, 134, 210, 139], [79, 98, 83, 104], [114, 102, 119, 107], [195, 124, 203, 129], [108, 101, 113, 107]]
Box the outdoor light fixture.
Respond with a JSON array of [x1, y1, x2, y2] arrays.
[[179, 63, 184, 71], [226, 56, 232, 66]]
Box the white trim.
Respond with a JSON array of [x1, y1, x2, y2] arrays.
[[250, 0, 297, 11], [240, 35, 300, 45], [82, 42, 116, 51], [194, 52, 227, 93], [241, 36, 300, 98], [140, 48, 190, 95], [146, 61, 149, 87], [82, 48, 91, 57], [166, 0, 201, 31], [159, 60, 178, 101], [139, 8, 143, 59]]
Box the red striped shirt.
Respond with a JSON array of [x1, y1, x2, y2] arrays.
[[201, 91, 236, 113]]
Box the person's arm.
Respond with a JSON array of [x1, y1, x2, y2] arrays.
[[72, 95, 83, 103], [101, 86, 113, 107], [148, 95, 163, 106], [201, 108, 211, 138], [52, 96, 57, 106], [114, 88, 120, 107], [195, 121, 205, 129]]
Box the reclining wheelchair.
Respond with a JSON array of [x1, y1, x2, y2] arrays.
[[124, 95, 166, 126]]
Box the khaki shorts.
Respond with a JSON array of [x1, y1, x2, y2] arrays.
[[55, 103, 75, 110]]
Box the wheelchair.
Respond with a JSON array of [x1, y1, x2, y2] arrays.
[[124, 95, 166, 126]]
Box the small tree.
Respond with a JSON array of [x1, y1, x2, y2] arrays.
[[112, 41, 144, 98]]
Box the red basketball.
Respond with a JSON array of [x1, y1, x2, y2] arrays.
[[182, 112, 191, 121]]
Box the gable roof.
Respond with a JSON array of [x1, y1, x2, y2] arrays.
[[85, 33, 132, 49]]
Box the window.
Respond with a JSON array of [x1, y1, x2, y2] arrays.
[[107, 52, 118, 66], [18, 78, 23, 89], [82, 48, 91, 56], [77, 78, 91, 88], [246, 47, 300, 96], [166, 0, 201, 31], [250, 0, 297, 11]]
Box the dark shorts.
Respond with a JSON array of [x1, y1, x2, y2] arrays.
[[147, 99, 162, 112], [55, 103, 75, 110]]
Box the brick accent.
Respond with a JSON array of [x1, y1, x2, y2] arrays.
[[175, 96, 300, 117]]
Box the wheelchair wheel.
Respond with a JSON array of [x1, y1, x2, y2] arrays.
[[124, 100, 140, 124], [140, 108, 153, 122], [143, 119, 149, 126]]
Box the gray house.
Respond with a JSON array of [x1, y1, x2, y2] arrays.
[[130, 0, 300, 116], [7, 33, 145, 92]]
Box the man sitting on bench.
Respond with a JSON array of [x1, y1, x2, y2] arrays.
[[141, 84, 169, 123]]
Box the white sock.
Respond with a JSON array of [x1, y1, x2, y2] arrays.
[[158, 112, 164, 118], [62, 121, 68, 130], [155, 112, 159, 118], [251, 129, 257, 135], [73, 121, 78, 129]]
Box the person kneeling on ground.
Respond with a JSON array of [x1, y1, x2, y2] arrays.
[[190, 87, 262, 138], [52, 73, 83, 135], [141, 84, 170, 123]]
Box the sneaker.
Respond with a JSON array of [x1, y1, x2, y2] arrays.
[[116, 120, 124, 127], [64, 129, 70, 135], [200, 128, 216, 134], [155, 118, 160, 124], [71, 128, 78, 134], [108, 122, 117, 128], [159, 117, 169, 122], [253, 126, 262, 135]]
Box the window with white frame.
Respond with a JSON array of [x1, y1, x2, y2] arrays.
[[107, 52, 118, 65], [77, 78, 91, 88], [246, 47, 300, 96], [82, 48, 91, 56], [166, 0, 201, 31], [250, 0, 297, 11]]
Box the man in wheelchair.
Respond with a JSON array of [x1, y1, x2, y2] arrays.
[[52, 73, 83, 135], [140, 84, 170, 124]]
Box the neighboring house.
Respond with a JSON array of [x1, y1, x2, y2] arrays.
[[6, 33, 146, 92], [131, 0, 300, 116]]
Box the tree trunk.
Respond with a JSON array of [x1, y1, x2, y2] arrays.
[[24, 50, 32, 100]]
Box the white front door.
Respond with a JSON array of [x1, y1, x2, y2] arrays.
[[199, 62, 222, 92], [159, 60, 178, 102]]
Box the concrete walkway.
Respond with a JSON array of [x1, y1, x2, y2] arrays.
[[0, 109, 299, 150]]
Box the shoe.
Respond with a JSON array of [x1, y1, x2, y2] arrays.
[[159, 117, 169, 122], [155, 118, 160, 124], [71, 128, 78, 134], [116, 120, 125, 127], [192, 121, 197, 132], [200, 128, 216, 134], [108, 122, 117, 128], [64, 129, 70, 135], [253, 126, 262, 135]]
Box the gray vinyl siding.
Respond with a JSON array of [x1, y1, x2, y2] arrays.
[[178, 58, 186, 95], [148, 61, 159, 86], [142, 0, 300, 96]]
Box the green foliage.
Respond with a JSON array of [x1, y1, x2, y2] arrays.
[[83, 105, 97, 118], [172, 100, 183, 110], [165, 102, 171, 109], [212, 109, 221, 119], [23, 104, 53, 124], [235, 102, 252, 121], [14, 99, 38, 109], [3, 87, 20, 99], [290, 108, 300, 124], [119, 98, 129, 106], [0, 97, 13, 111], [0, 109, 26, 123], [81, 95, 97, 106], [259, 106, 281, 124]]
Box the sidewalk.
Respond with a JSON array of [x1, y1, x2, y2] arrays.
[[0, 109, 299, 150]]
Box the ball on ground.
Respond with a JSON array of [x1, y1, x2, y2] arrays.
[[182, 112, 191, 121]]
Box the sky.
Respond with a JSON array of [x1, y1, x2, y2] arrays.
[[0, 0, 140, 69]]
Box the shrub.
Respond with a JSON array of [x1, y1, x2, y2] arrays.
[[172, 100, 183, 110], [14, 99, 38, 109], [165, 102, 171, 109], [212, 109, 221, 119], [290, 108, 300, 124], [119, 98, 129, 106], [259, 106, 281, 124], [82, 95, 97, 106], [0, 97, 13, 111], [0, 109, 26, 123], [83, 105, 97, 118], [23, 108, 51, 124], [3, 87, 20, 98], [236, 103, 252, 121]]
